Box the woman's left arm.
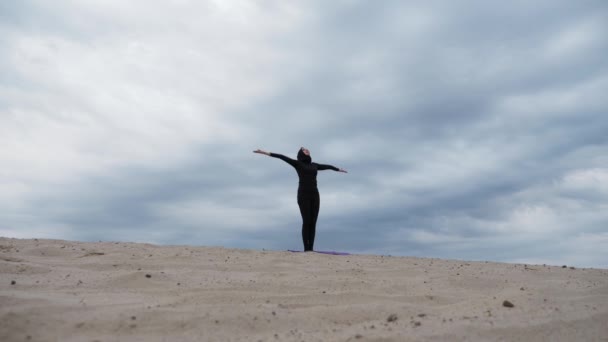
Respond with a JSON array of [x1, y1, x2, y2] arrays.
[[316, 163, 348, 173]]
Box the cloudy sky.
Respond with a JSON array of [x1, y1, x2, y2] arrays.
[[2, 1, 607, 267]]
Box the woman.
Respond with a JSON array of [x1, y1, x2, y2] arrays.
[[254, 147, 347, 251]]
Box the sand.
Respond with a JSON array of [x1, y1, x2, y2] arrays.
[[1, 238, 607, 341]]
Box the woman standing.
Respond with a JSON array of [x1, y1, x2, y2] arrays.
[[254, 147, 347, 251]]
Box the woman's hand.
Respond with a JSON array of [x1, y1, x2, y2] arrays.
[[253, 149, 270, 156]]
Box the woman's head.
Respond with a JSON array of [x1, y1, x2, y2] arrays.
[[297, 147, 311, 163]]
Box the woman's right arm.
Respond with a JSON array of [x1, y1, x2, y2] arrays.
[[253, 149, 298, 167], [253, 149, 271, 156]]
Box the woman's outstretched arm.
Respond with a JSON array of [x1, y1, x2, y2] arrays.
[[253, 149, 298, 167], [253, 149, 271, 156], [316, 163, 348, 173]]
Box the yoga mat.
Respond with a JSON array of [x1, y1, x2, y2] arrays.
[[288, 250, 350, 255]]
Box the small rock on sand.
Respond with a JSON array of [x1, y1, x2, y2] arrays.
[[503, 300, 514, 308]]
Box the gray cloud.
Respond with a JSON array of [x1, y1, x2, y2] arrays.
[[1, 1, 607, 267]]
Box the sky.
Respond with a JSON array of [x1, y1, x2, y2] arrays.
[[1, 0, 607, 268]]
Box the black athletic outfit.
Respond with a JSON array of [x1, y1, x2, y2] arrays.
[[270, 149, 340, 251]]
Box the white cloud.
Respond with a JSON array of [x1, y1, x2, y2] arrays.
[[495, 74, 608, 121], [543, 15, 607, 59], [561, 168, 608, 193], [1, 1, 301, 183]]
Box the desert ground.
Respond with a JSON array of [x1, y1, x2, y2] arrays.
[[1, 237, 607, 341]]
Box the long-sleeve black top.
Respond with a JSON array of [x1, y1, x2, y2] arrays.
[[270, 153, 339, 193]]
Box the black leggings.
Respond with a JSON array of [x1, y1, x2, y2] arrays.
[[297, 192, 320, 251]]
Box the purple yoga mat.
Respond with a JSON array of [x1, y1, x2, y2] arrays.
[[288, 250, 350, 255]]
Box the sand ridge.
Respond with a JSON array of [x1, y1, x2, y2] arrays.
[[1, 237, 607, 341]]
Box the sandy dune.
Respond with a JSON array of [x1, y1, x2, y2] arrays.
[[1, 237, 607, 341]]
